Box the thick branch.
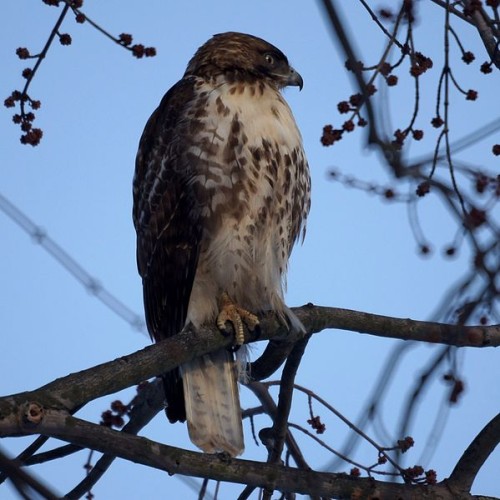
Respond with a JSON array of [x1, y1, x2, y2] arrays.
[[448, 412, 500, 494], [249, 339, 296, 381], [292, 305, 499, 347], [10, 410, 490, 500], [1, 305, 497, 433], [64, 379, 164, 499], [1, 306, 498, 498], [430, 0, 475, 24], [252, 305, 498, 379], [464, 1, 500, 68]]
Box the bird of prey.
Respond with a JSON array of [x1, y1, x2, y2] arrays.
[[133, 32, 310, 457]]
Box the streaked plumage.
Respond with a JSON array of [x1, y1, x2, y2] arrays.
[[133, 32, 310, 456]]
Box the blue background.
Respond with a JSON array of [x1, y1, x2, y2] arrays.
[[1, 1, 499, 498]]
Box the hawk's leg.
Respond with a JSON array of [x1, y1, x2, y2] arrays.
[[217, 292, 259, 346]]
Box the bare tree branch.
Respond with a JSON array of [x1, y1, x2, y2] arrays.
[[4, 410, 494, 499], [261, 337, 310, 499], [0, 448, 59, 499], [448, 412, 500, 494], [249, 339, 296, 381], [0, 436, 48, 485], [1, 305, 497, 498], [3, 3, 499, 498], [430, 0, 475, 24], [1, 305, 498, 439], [245, 382, 310, 470], [462, 0, 500, 68], [64, 379, 165, 499]]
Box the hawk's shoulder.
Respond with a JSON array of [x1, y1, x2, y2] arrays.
[[134, 76, 197, 212]]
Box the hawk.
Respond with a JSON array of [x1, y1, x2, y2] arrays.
[[133, 32, 311, 457]]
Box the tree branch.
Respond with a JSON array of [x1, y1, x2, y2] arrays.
[[1, 305, 497, 438], [245, 382, 310, 470], [1, 305, 499, 498], [249, 339, 296, 381], [430, 0, 475, 24], [266, 337, 310, 465], [291, 305, 499, 347], [7, 410, 492, 500], [448, 412, 500, 494], [0, 448, 59, 499], [260, 337, 310, 500], [463, 0, 500, 68], [64, 379, 165, 499], [0, 435, 48, 485], [319, 0, 405, 173]]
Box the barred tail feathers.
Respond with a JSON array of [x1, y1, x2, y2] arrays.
[[181, 349, 244, 457]]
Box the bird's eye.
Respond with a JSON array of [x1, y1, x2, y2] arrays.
[[264, 54, 275, 66]]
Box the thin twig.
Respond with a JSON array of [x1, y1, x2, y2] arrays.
[[0, 436, 49, 485], [267, 337, 310, 465], [245, 382, 311, 469], [358, 0, 405, 49], [25, 444, 82, 466], [267, 382, 406, 476], [0, 447, 59, 499], [18, 4, 71, 118]]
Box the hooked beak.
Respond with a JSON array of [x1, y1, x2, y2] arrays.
[[286, 66, 303, 90]]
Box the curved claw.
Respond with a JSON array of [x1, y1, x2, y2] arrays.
[[217, 292, 259, 345]]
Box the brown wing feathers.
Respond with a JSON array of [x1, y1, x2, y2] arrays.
[[134, 80, 201, 422]]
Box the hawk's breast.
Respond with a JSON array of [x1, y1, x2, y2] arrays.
[[184, 77, 310, 326]]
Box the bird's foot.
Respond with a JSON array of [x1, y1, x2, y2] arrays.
[[217, 292, 259, 346]]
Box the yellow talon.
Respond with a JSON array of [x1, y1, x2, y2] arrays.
[[217, 292, 259, 345]]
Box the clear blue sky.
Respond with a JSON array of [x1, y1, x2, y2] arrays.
[[1, 1, 498, 498]]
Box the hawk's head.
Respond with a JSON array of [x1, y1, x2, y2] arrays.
[[185, 32, 303, 90]]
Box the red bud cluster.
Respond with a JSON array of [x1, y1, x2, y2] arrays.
[[397, 436, 415, 453], [307, 415, 326, 434], [100, 399, 130, 428], [321, 125, 343, 146], [410, 52, 433, 77]]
